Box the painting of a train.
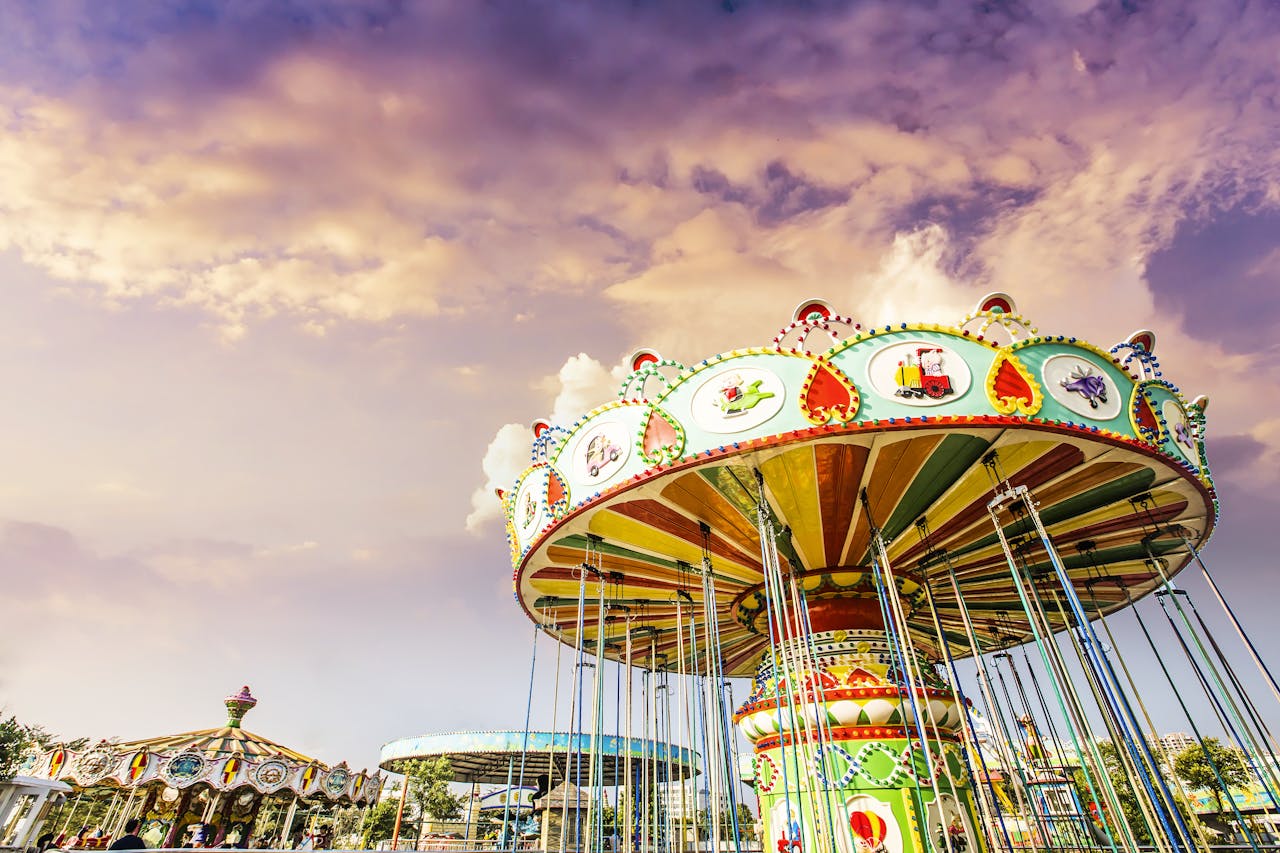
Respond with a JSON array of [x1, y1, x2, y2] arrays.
[[894, 347, 955, 399]]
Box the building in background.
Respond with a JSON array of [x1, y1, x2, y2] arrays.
[[657, 780, 731, 823], [1161, 732, 1198, 755]]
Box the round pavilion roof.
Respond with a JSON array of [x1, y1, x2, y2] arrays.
[[114, 684, 320, 765], [115, 725, 318, 765], [379, 731, 699, 784]]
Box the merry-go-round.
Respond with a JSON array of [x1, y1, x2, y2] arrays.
[[490, 294, 1279, 853], [22, 686, 379, 849]]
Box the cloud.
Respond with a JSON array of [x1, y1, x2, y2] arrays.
[[4, 0, 1280, 772], [0, 521, 94, 596], [0, 508, 529, 765], [541, 353, 628, 425], [2, 0, 1279, 578], [1207, 433, 1269, 483], [1219, 418, 1280, 491], [1144, 207, 1280, 353], [465, 422, 533, 534], [856, 225, 973, 326], [0, 0, 1273, 349], [466, 353, 624, 532]]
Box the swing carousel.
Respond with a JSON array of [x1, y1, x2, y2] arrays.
[[498, 295, 1280, 853]]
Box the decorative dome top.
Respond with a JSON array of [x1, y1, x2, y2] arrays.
[[224, 685, 258, 728]]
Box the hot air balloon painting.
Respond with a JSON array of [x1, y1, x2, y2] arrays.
[[850, 810, 888, 853], [843, 797, 901, 853]]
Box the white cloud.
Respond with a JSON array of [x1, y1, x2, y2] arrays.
[[466, 354, 625, 533], [855, 225, 972, 326], [542, 353, 628, 425], [465, 422, 534, 533], [1229, 419, 1280, 490], [0, 2, 1277, 357], [4, 1, 1279, 520]]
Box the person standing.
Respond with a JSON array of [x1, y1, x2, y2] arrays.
[[107, 818, 146, 850]]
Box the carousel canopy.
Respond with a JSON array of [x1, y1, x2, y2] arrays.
[[113, 684, 314, 764], [379, 731, 699, 785], [24, 686, 379, 805], [503, 295, 1215, 672], [115, 726, 316, 765]]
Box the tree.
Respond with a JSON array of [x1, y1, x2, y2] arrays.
[[734, 803, 758, 841], [402, 757, 463, 833], [596, 804, 616, 836], [1, 716, 89, 780], [1070, 739, 1197, 846], [1, 716, 35, 781], [1173, 738, 1250, 813], [328, 805, 364, 848], [684, 804, 757, 843], [361, 800, 400, 849]]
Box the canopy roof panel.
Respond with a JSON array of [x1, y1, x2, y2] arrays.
[[116, 726, 319, 766]]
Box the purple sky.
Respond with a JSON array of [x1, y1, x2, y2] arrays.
[[2, 0, 1279, 774]]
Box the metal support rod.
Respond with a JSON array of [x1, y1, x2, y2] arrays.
[[1177, 530, 1280, 710], [915, 533, 1015, 853], [1143, 541, 1280, 807], [985, 489, 1131, 852], [1006, 485, 1194, 852], [1117, 581, 1262, 853], [752, 468, 803, 853], [860, 488, 952, 853], [941, 560, 1046, 852]]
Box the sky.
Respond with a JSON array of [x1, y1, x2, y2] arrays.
[[1, 0, 1280, 778]]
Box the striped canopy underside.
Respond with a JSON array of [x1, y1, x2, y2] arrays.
[[117, 726, 320, 766], [518, 426, 1213, 677]]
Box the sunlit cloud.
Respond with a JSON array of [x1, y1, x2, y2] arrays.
[[0, 1, 1273, 348]]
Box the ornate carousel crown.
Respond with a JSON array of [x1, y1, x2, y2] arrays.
[[501, 293, 1211, 565]]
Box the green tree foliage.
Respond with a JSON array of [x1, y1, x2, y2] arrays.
[[402, 757, 463, 827], [360, 800, 400, 849], [0, 715, 35, 781], [328, 805, 363, 848], [735, 803, 758, 841], [681, 804, 757, 843], [1071, 740, 1190, 845], [1173, 738, 1250, 813], [1095, 740, 1153, 844], [1, 715, 89, 783], [596, 804, 616, 835]]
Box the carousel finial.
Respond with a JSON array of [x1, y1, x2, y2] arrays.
[[224, 685, 258, 728]]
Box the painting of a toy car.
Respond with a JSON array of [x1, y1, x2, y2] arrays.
[[585, 434, 622, 476]]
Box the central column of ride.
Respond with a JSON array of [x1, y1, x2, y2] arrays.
[[732, 576, 984, 853]]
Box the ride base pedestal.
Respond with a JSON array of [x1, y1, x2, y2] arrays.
[[735, 627, 983, 853]]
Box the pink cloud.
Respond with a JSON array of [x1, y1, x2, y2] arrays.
[[0, 1, 1272, 346]]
